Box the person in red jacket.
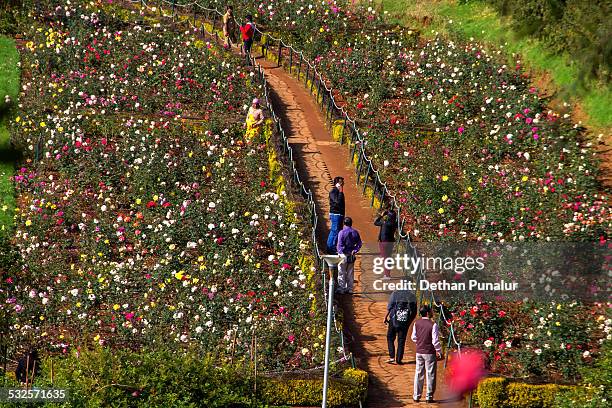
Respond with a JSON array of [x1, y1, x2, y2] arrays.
[[240, 14, 255, 58]]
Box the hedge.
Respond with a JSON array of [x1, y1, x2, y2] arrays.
[[2, 348, 367, 407], [260, 368, 368, 407], [475, 377, 575, 408]]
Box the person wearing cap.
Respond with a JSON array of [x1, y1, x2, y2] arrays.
[[245, 98, 264, 141]]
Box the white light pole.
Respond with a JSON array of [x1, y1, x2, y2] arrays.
[[321, 254, 343, 408]]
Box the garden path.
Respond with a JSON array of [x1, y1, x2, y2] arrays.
[[251, 54, 461, 407], [130, 1, 463, 402]]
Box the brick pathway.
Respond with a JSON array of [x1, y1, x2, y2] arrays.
[[253, 56, 463, 407]]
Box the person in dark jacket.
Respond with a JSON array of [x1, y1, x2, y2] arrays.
[[374, 207, 397, 278], [326, 176, 345, 254], [384, 290, 417, 364]]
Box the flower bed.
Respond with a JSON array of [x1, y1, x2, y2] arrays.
[[4, 0, 338, 372], [201, 0, 608, 242], [191, 0, 611, 383]]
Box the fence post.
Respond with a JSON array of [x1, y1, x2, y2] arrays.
[[371, 178, 378, 207], [193, 4, 196, 27], [328, 95, 333, 127], [172, 0, 175, 20], [277, 40, 282, 67], [444, 332, 452, 368], [320, 88, 324, 110], [340, 117, 347, 145], [363, 162, 371, 194], [298, 53, 302, 78], [310, 71, 315, 93], [261, 35, 265, 57], [289, 47, 293, 74]]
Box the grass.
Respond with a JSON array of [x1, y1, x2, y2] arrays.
[[0, 34, 20, 234], [376, 0, 611, 131]]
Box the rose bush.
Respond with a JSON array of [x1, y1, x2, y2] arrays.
[[195, 0, 609, 242], [187, 0, 611, 382], [3, 0, 338, 372]]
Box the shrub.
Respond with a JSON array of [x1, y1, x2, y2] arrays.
[[506, 383, 569, 408], [475, 377, 508, 408], [555, 341, 612, 408], [34, 348, 264, 408], [19, 347, 366, 408], [475, 377, 574, 408], [259, 368, 368, 408]]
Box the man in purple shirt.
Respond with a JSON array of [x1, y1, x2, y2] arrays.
[[336, 217, 362, 294], [411, 305, 442, 403]]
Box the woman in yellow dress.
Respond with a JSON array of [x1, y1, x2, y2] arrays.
[[245, 98, 264, 141]]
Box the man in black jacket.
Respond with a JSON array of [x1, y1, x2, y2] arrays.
[[384, 290, 417, 364], [326, 176, 345, 254], [374, 207, 397, 278]]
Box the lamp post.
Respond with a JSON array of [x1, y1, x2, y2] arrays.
[[321, 254, 343, 408]]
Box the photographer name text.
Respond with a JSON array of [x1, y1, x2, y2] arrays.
[[373, 279, 519, 292]]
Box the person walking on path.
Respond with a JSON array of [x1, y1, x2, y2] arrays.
[[384, 289, 417, 365], [244, 98, 264, 141], [326, 176, 345, 254], [336, 217, 362, 294], [412, 305, 442, 403], [374, 206, 398, 278], [240, 14, 255, 60], [222, 5, 236, 49]]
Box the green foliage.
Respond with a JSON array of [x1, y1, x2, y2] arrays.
[[35, 348, 265, 408], [259, 368, 368, 408], [0, 1, 23, 35], [0, 35, 19, 237], [8, 348, 365, 408], [555, 341, 612, 408], [475, 377, 508, 408], [475, 377, 574, 408], [506, 383, 567, 408], [487, 0, 610, 84], [378, 0, 611, 128], [511, 302, 595, 379]]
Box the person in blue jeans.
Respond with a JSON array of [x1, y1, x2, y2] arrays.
[[326, 176, 345, 254]]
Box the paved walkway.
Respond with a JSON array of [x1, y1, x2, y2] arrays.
[[253, 55, 461, 407]]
